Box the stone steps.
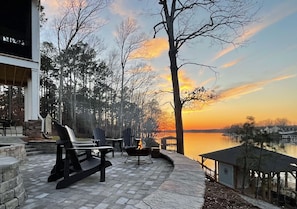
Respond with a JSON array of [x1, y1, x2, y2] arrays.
[[25, 144, 43, 156]]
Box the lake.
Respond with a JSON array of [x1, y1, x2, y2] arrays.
[[156, 132, 297, 170]]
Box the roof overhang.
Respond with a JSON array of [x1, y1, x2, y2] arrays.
[[200, 145, 297, 173], [0, 63, 31, 86]]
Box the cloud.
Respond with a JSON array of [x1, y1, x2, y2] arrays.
[[109, 0, 139, 18], [131, 38, 168, 59], [109, 0, 128, 17], [220, 58, 243, 69], [178, 70, 196, 91], [181, 73, 296, 114], [217, 74, 296, 101], [157, 68, 197, 93], [213, 3, 297, 60], [42, 0, 63, 16]]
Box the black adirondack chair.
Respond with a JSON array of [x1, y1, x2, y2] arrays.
[[123, 128, 134, 148], [93, 127, 114, 156], [48, 121, 113, 189]]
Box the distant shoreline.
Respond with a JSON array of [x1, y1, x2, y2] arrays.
[[158, 129, 225, 133]]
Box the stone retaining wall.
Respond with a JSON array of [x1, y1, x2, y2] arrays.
[[27, 141, 56, 154], [0, 144, 26, 164], [136, 150, 206, 209], [0, 157, 26, 209], [23, 120, 42, 139]]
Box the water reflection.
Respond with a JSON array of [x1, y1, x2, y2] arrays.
[[156, 132, 297, 170]]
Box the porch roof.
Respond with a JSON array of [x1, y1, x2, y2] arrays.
[[0, 63, 31, 86], [200, 145, 297, 173]]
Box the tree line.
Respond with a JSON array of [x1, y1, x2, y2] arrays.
[[225, 117, 295, 136], [0, 40, 162, 138], [1, 0, 262, 155], [42, 38, 163, 138], [1, 0, 163, 138]]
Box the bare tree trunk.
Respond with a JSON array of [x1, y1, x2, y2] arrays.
[[166, 2, 184, 154], [169, 53, 184, 154], [119, 65, 124, 136]]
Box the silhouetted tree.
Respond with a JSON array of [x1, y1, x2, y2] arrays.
[[54, 0, 109, 123], [155, 0, 259, 154]]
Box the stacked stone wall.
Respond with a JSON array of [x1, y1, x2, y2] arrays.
[[24, 120, 42, 139], [0, 144, 26, 164], [0, 157, 26, 209]]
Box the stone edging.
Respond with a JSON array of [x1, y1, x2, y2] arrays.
[[136, 150, 205, 209], [0, 144, 26, 164], [0, 156, 26, 209]]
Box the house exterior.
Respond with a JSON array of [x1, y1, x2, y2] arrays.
[[0, 0, 42, 137], [280, 131, 297, 143]]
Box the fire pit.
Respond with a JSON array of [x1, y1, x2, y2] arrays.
[[125, 147, 152, 165]]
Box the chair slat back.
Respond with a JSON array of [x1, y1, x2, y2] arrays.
[[65, 125, 78, 144], [123, 128, 132, 147], [93, 128, 106, 146], [53, 121, 82, 170]]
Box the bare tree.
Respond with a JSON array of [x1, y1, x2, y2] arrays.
[[114, 17, 147, 135], [55, 0, 108, 52], [275, 118, 289, 129], [54, 0, 109, 123], [154, 0, 259, 154], [127, 64, 157, 136]]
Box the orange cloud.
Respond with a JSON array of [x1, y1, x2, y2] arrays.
[[158, 69, 196, 91], [217, 74, 296, 101], [178, 70, 196, 91], [131, 38, 168, 59], [155, 68, 198, 110], [182, 73, 296, 114], [220, 58, 242, 69], [213, 3, 297, 60]]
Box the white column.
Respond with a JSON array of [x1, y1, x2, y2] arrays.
[[31, 0, 40, 62], [24, 0, 40, 122], [24, 68, 40, 121]]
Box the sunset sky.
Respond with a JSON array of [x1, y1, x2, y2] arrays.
[[41, 0, 297, 130]]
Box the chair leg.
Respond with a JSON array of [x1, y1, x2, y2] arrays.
[[124, 156, 129, 163], [148, 155, 153, 164]]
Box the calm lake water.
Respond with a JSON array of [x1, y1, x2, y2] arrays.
[[156, 132, 297, 170]]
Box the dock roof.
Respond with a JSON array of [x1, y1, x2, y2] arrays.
[[200, 144, 297, 173]]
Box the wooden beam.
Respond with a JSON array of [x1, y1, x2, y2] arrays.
[[268, 172, 272, 202], [13, 66, 17, 85], [215, 160, 217, 181], [0, 64, 30, 86], [277, 173, 281, 204]]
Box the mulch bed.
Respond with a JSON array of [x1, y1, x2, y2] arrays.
[[203, 180, 260, 209]]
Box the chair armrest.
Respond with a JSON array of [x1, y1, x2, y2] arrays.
[[66, 146, 113, 152], [72, 142, 96, 147]]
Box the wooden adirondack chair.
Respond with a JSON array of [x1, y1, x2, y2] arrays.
[[48, 121, 113, 189]]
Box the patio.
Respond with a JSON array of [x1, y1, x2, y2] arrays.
[[18, 150, 205, 209]]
